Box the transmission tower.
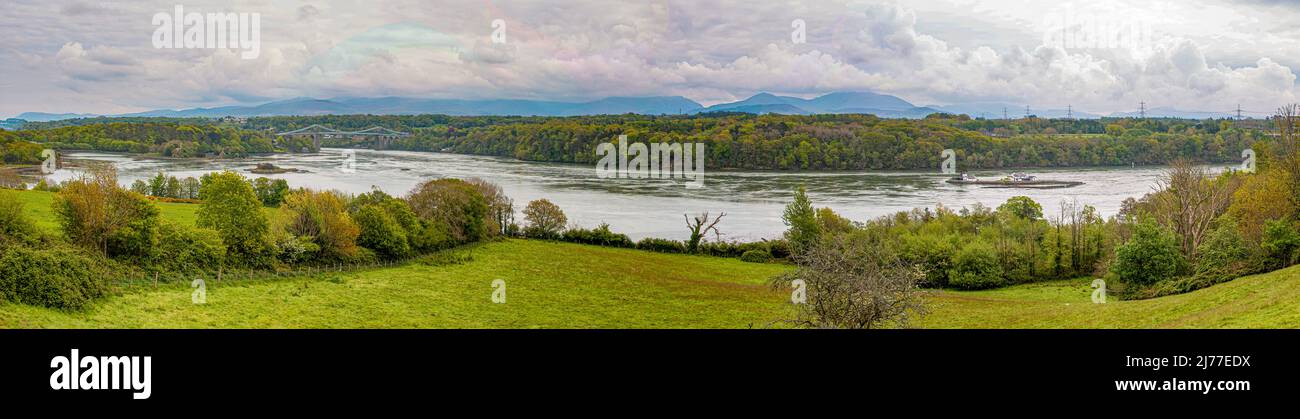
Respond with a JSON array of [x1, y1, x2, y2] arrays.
[[1139, 101, 1146, 119], [1236, 104, 1243, 121], [1067, 104, 1073, 120]]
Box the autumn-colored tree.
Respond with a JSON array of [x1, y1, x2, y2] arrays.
[[277, 189, 361, 262], [54, 165, 159, 258], [522, 199, 566, 239]]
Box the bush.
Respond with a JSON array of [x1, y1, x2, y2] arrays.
[[1111, 221, 1186, 286], [55, 166, 160, 258], [354, 204, 411, 260], [0, 190, 36, 244], [1193, 218, 1252, 279], [899, 233, 958, 287], [948, 241, 1005, 290], [152, 222, 226, 274], [0, 245, 110, 311], [636, 237, 686, 253], [766, 239, 792, 259], [739, 249, 772, 263], [561, 223, 633, 247], [1260, 219, 1300, 270], [277, 189, 361, 262], [523, 199, 566, 239]]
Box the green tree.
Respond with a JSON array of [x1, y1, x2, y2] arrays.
[[197, 171, 271, 266], [1111, 221, 1187, 286], [997, 196, 1043, 220], [782, 185, 820, 254]]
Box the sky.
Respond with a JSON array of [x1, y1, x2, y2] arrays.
[[1, 0, 1298, 118]]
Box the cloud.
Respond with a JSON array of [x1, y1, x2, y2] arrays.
[[0, 0, 1297, 116]]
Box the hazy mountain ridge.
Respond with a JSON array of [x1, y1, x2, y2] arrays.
[[12, 92, 1245, 122]]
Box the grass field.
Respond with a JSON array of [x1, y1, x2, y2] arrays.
[[3, 190, 1299, 328]]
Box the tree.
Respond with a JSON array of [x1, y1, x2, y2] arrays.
[[1111, 221, 1186, 286], [782, 185, 820, 254], [522, 199, 567, 239], [197, 171, 271, 266], [355, 204, 411, 260], [276, 189, 361, 262], [997, 196, 1043, 220], [53, 165, 159, 258], [466, 178, 514, 236], [771, 229, 926, 329], [406, 178, 490, 245], [684, 212, 725, 253], [252, 177, 290, 207], [1151, 160, 1237, 258]]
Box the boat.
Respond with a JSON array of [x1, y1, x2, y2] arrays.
[[946, 172, 1084, 189]]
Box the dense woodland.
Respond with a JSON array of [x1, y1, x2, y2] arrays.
[[6, 113, 1278, 170]]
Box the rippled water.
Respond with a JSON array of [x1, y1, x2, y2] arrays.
[[45, 149, 1207, 241]]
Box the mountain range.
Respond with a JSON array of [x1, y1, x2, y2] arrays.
[[10, 92, 1242, 122]]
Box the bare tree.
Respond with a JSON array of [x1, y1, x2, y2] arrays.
[[1152, 160, 1237, 259], [770, 231, 927, 329], [684, 211, 725, 253]]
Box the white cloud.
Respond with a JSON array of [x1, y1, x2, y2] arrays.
[[0, 0, 1297, 117]]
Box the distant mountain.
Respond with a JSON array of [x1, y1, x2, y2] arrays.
[[15, 92, 1235, 122], [15, 112, 100, 122], [109, 96, 705, 119], [701, 91, 939, 118]]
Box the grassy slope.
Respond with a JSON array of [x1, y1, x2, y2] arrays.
[[4, 190, 1299, 328], [922, 272, 1300, 328], [0, 240, 794, 328]]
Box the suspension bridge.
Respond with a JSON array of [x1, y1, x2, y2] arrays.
[[274, 125, 411, 152]]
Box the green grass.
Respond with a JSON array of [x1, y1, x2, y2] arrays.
[[4, 189, 1300, 328], [922, 271, 1300, 328], [0, 240, 794, 328], [15, 190, 201, 234]]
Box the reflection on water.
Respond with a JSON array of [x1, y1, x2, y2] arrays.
[[45, 149, 1201, 241]]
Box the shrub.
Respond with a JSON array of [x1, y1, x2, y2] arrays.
[[523, 199, 566, 239], [152, 222, 226, 274], [0, 245, 109, 311], [198, 171, 273, 267], [354, 204, 411, 260], [636, 237, 686, 253], [948, 241, 1005, 290], [277, 189, 361, 262], [739, 249, 772, 263], [899, 233, 958, 287], [1193, 218, 1252, 278], [766, 239, 792, 259], [1260, 219, 1300, 269], [561, 223, 634, 247], [0, 189, 36, 244], [54, 166, 160, 259], [1110, 221, 1186, 286]]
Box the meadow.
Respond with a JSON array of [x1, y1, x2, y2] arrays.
[[3, 190, 1298, 328]]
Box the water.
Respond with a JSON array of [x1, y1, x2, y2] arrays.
[[44, 149, 1194, 241]]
